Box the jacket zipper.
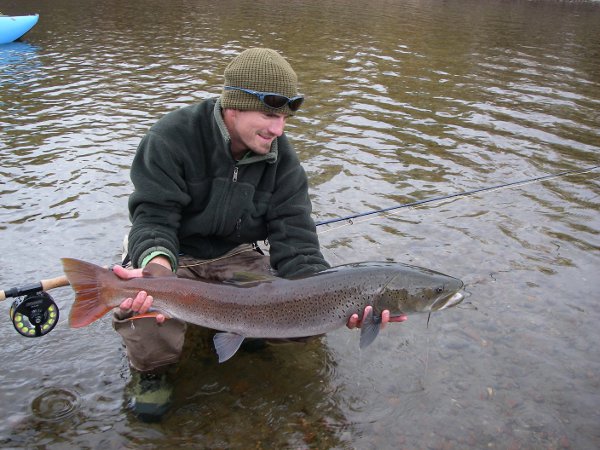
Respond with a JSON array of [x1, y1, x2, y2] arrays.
[[235, 218, 242, 237], [233, 165, 241, 237]]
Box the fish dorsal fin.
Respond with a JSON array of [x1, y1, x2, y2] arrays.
[[213, 332, 246, 363], [359, 308, 382, 349], [142, 263, 176, 278]]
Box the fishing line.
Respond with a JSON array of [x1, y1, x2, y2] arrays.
[[316, 164, 600, 234]]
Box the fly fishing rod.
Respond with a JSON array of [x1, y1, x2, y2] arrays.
[[316, 164, 600, 228], [1, 164, 598, 337]]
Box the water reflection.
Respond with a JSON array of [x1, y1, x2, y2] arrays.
[[124, 328, 351, 448], [0, 0, 599, 448], [0, 41, 41, 88]]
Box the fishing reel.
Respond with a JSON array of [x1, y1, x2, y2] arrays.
[[9, 291, 59, 337]]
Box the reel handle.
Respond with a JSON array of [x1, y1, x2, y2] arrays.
[[0, 276, 69, 301]]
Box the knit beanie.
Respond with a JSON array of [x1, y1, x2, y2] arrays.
[[221, 48, 301, 116]]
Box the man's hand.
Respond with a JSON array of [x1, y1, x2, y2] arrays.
[[113, 256, 171, 324], [346, 305, 408, 329]]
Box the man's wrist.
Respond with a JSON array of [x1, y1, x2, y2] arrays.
[[141, 251, 175, 271]]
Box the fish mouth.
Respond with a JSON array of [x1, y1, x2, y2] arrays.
[[432, 291, 464, 311]]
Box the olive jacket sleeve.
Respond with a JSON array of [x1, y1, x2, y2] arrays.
[[127, 129, 191, 270], [265, 136, 330, 278]]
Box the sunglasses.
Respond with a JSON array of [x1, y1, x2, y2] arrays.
[[224, 86, 304, 112]]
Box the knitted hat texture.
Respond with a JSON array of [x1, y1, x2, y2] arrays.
[[221, 48, 300, 116]]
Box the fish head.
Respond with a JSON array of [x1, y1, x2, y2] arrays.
[[375, 264, 464, 316]]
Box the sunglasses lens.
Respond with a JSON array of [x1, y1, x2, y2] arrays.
[[288, 97, 304, 112], [263, 95, 289, 109]]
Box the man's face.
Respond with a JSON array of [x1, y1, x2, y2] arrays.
[[225, 110, 287, 158]]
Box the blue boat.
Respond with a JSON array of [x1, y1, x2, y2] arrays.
[[0, 14, 39, 45]]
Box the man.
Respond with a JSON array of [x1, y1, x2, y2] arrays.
[[114, 48, 402, 421]]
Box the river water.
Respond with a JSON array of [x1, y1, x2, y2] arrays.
[[1, 0, 599, 448]]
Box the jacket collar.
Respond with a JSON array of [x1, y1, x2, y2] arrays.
[[214, 98, 278, 165]]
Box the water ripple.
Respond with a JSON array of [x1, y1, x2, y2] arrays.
[[30, 387, 81, 422]]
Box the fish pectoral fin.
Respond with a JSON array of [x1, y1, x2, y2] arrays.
[[213, 332, 246, 363], [359, 308, 382, 349]]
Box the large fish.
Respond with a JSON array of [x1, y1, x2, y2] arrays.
[[62, 258, 464, 363]]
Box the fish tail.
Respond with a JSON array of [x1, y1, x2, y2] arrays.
[[62, 258, 116, 328]]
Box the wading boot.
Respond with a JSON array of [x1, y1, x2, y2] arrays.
[[128, 370, 174, 423]]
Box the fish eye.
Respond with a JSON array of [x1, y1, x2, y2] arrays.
[[436, 286, 444, 293]]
